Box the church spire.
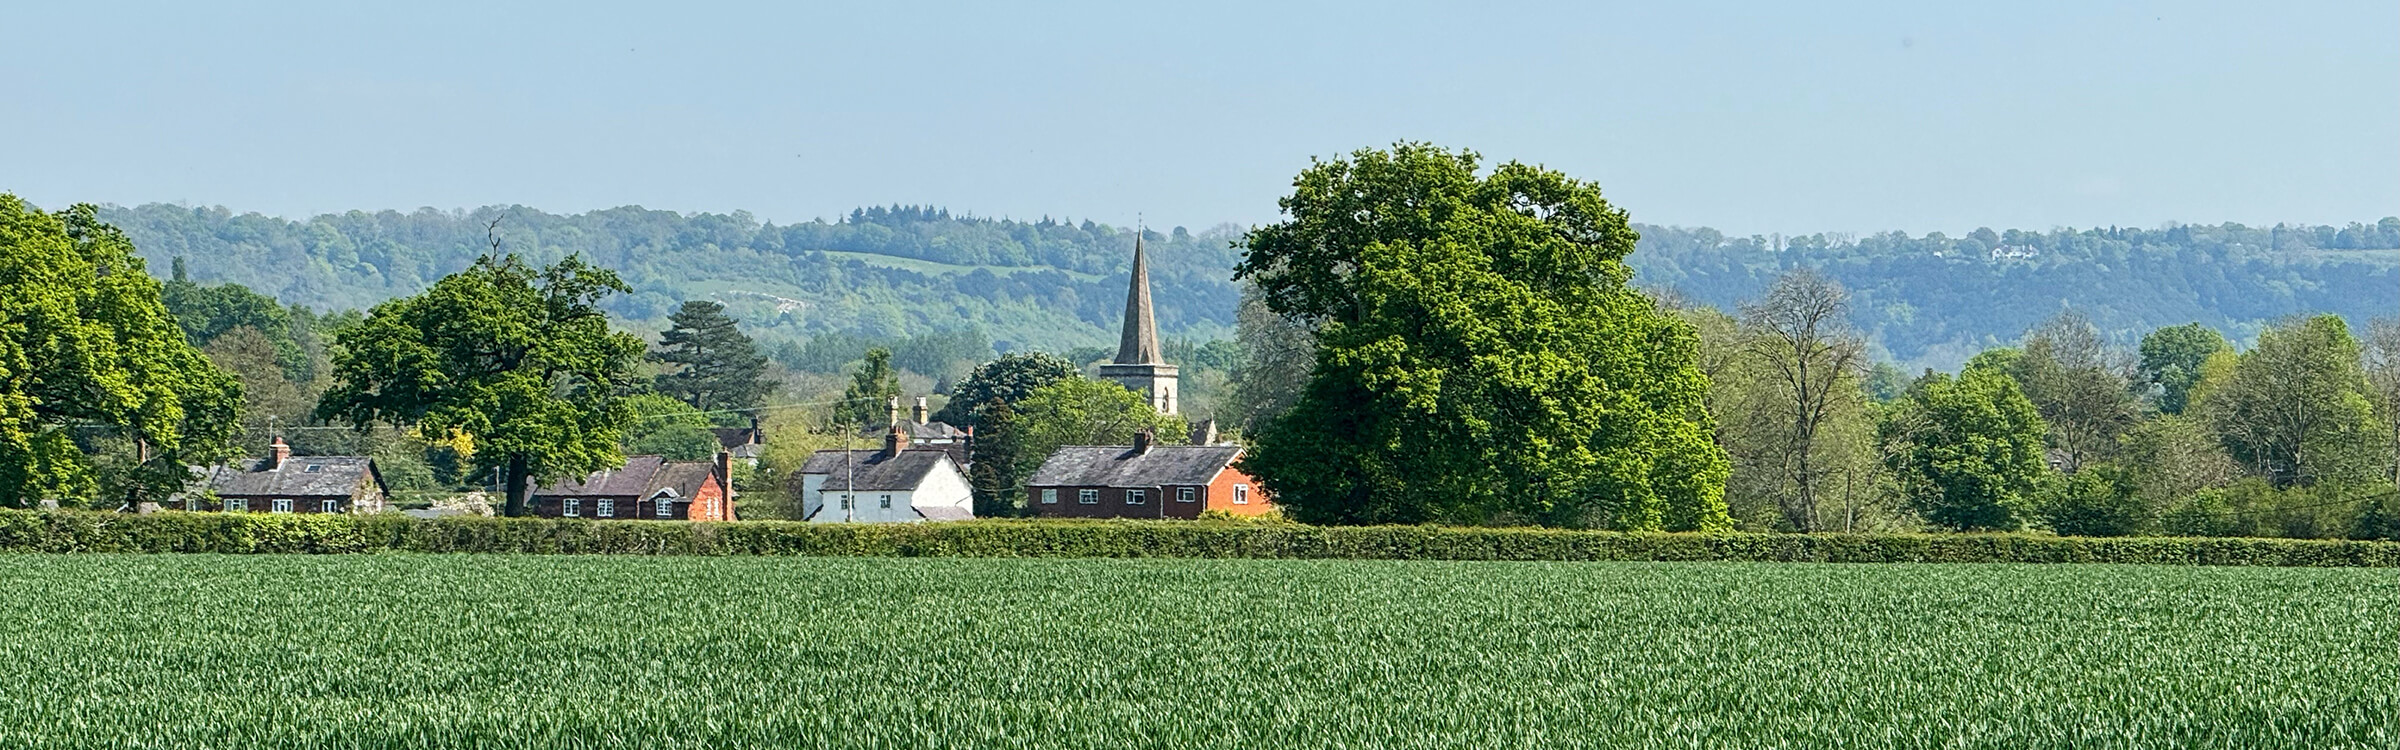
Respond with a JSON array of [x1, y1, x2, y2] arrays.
[[1114, 232, 1163, 365]]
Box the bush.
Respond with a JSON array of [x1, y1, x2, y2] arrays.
[[2036, 465, 2151, 537], [2, 509, 2396, 566]]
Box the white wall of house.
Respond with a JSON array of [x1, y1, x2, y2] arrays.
[[910, 459, 973, 517], [796, 455, 974, 523]]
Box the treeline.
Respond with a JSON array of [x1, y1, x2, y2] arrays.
[[1639, 221, 2400, 365], [99, 203, 1243, 353], [103, 203, 2398, 370]]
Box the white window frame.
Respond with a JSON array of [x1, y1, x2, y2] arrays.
[[564, 498, 582, 517], [271, 498, 292, 513], [1078, 489, 1098, 505], [598, 499, 615, 518], [224, 498, 242, 513], [1178, 487, 1196, 503], [1041, 489, 1058, 504], [656, 498, 673, 518], [877, 495, 892, 509], [1126, 489, 1146, 505], [320, 498, 340, 513], [1234, 484, 1250, 504], [840, 494, 853, 510]]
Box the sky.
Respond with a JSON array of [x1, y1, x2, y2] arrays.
[[2, 0, 2393, 236]]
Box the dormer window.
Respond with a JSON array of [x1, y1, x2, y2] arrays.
[[304, 465, 325, 473]]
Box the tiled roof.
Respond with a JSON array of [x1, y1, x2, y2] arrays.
[[800, 449, 951, 492], [711, 427, 762, 449], [1026, 445, 1242, 488], [651, 461, 716, 499], [535, 456, 669, 497], [201, 456, 380, 498], [914, 505, 974, 521]]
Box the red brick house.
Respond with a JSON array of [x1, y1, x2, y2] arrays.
[[529, 452, 735, 521], [1025, 431, 1270, 519]]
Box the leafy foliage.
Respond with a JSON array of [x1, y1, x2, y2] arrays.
[[1237, 144, 1729, 531], [835, 348, 903, 430], [2197, 315, 2385, 489], [1003, 377, 1187, 489], [2138, 323, 2229, 415], [314, 254, 645, 516], [0, 196, 240, 508], [1878, 369, 2049, 531], [931, 352, 1080, 428]]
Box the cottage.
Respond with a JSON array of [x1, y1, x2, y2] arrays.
[[1025, 431, 1268, 519], [190, 437, 388, 514], [711, 419, 766, 466], [797, 430, 974, 523], [529, 453, 735, 521]]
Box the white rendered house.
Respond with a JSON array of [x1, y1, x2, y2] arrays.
[[797, 431, 975, 523]]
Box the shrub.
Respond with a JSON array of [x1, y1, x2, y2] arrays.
[[2036, 465, 2151, 537], [2, 509, 2396, 566]]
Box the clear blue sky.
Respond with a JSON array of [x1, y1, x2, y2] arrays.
[[3, 0, 2392, 236]]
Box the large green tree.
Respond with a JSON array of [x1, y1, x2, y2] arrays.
[[650, 300, 776, 416], [931, 352, 1079, 428], [315, 253, 644, 516], [1004, 377, 1187, 488], [0, 196, 240, 508], [2009, 312, 2140, 473], [1877, 368, 2049, 531], [1233, 143, 1730, 530], [2197, 314, 2383, 489], [2138, 323, 2230, 415]]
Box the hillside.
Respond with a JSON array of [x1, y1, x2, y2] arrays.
[[102, 203, 2400, 368]]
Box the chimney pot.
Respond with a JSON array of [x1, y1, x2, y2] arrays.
[[913, 396, 929, 425], [884, 427, 905, 458], [1133, 429, 1153, 455], [269, 436, 292, 470]]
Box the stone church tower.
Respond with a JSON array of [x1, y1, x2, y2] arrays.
[[1097, 234, 1178, 414]]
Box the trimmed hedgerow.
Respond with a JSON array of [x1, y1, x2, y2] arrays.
[[1, 509, 2396, 566]]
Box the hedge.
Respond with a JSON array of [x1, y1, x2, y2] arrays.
[[2, 509, 2396, 566]]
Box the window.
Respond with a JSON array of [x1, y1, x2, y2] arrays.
[[656, 499, 673, 518], [879, 495, 893, 509], [304, 464, 325, 473], [320, 498, 340, 513], [1078, 489, 1098, 504], [224, 498, 242, 513], [1234, 484, 1251, 504], [1178, 487, 1196, 503], [564, 498, 582, 517], [841, 494, 853, 510], [1041, 489, 1058, 504], [598, 499, 615, 518], [1126, 489, 1146, 505], [271, 498, 292, 513]]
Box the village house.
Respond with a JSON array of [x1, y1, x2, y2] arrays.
[[711, 419, 766, 467], [798, 428, 974, 522], [189, 436, 389, 514], [1025, 431, 1268, 519], [890, 395, 972, 466], [528, 452, 735, 521]]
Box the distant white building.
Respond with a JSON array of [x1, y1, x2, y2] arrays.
[[797, 429, 974, 523]]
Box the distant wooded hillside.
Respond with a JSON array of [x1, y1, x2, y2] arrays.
[[102, 203, 2399, 368]]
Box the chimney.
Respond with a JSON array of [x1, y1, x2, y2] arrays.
[[715, 450, 734, 501], [913, 396, 929, 425], [748, 416, 763, 444], [884, 426, 905, 458], [1133, 429, 1153, 455], [269, 436, 292, 470]]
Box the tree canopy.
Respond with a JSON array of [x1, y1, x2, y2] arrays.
[[0, 196, 240, 508], [314, 253, 645, 516], [650, 300, 776, 416], [1234, 143, 1730, 531], [931, 351, 1080, 428], [1877, 368, 2049, 531]]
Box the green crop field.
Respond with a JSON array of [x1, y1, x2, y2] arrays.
[[0, 556, 2391, 749]]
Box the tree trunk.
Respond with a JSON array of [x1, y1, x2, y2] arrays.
[[504, 453, 532, 517]]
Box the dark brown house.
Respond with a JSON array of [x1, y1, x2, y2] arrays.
[[711, 420, 765, 465], [528, 453, 734, 521], [1024, 432, 1269, 519], [189, 437, 388, 514]]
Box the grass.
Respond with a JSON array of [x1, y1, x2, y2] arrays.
[[0, 556, 2391, 749]]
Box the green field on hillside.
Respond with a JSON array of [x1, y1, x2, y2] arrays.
[[0, 556, 2391, 749]]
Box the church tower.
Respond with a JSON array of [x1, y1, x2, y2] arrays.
[[1097, 234, 1178, 414]]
